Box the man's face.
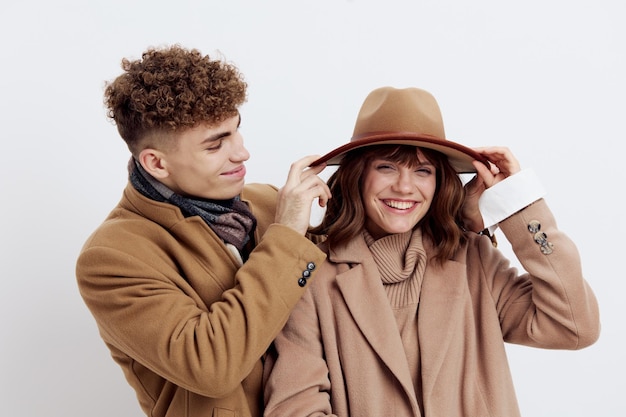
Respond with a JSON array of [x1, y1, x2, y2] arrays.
[[158, 115, 250, 200]]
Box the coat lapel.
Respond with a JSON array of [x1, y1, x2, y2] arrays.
[[331, 237, 419, 409], [417, 252, 470, 400], [330, 234, 471, 408]]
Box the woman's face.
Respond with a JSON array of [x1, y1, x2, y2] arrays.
[[362, 151, 437, 239]]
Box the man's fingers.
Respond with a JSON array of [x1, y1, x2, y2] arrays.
[[300, 175, 332, 206], [285, 155, 324, 185]]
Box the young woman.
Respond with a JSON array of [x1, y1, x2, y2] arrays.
[[263, 87, 600, 417]]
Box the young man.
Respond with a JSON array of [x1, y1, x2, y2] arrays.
[[76, 45, 331, 417]]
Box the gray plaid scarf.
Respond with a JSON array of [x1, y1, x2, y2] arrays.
[[129, 159, 256, 254]]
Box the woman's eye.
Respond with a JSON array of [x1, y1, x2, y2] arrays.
[[375, 162, 394, 170]]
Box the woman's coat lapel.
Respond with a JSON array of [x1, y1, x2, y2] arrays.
[[330, 234, 471, 408], [417, 257, 469, 400]]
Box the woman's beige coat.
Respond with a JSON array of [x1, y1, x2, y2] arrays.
[[263, 199, 600, 417], [77, 183, 326, 417]]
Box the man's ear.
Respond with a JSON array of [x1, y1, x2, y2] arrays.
[[137, 148, 169, 179]]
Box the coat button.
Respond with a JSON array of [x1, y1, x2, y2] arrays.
[[533, 232, 548, 245], [527, 220, 553, 255], [307, 262, 316, 271], [528, 220, 541, 233], [298, 277, 307, 287], [540, 242, 554, 255]]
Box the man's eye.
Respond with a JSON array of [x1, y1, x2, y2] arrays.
[[207, 139, 223, 151]]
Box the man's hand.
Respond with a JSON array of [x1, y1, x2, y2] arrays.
[[275, 155, 332, 235]]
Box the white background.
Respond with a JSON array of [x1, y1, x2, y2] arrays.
[[1, 1, 624, 416]]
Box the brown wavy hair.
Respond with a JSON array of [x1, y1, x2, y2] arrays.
[[310, 145, 467, 264], [104, 45, 247, 155]]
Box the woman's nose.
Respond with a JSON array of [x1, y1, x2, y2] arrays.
[[393, 170, 414, 193]]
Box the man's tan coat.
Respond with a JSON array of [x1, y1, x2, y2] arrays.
[[77, 183, 326, 417]]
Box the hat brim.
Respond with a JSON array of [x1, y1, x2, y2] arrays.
[[311, 132, 489, 173]]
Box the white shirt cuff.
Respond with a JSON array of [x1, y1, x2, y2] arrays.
[[478, 168, 547, 229]]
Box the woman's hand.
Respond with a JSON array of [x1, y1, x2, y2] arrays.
[[461, 147, 521, 233], [472, 146, 521, 187], [461, 174, 486, 233]]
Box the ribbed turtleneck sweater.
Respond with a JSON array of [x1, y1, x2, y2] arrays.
[[364, 227, 427, 411]]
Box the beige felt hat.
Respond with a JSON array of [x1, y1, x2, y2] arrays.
[[312, 87, 488, 173]]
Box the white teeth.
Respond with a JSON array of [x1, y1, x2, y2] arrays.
[[385, 200, 414, 210]]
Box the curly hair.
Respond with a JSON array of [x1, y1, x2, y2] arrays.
[[104, 45, 247, 155], [310, 145, 468, 264]]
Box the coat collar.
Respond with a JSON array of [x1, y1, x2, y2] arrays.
[[329, 231, 469, 404]]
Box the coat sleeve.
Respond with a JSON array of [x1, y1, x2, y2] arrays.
[[76, 222, 326, 398], [263, 281, 337, 417], [479, 198, 600, 349]]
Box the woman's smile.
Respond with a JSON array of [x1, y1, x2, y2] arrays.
[[382, 199, 418, 211]]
